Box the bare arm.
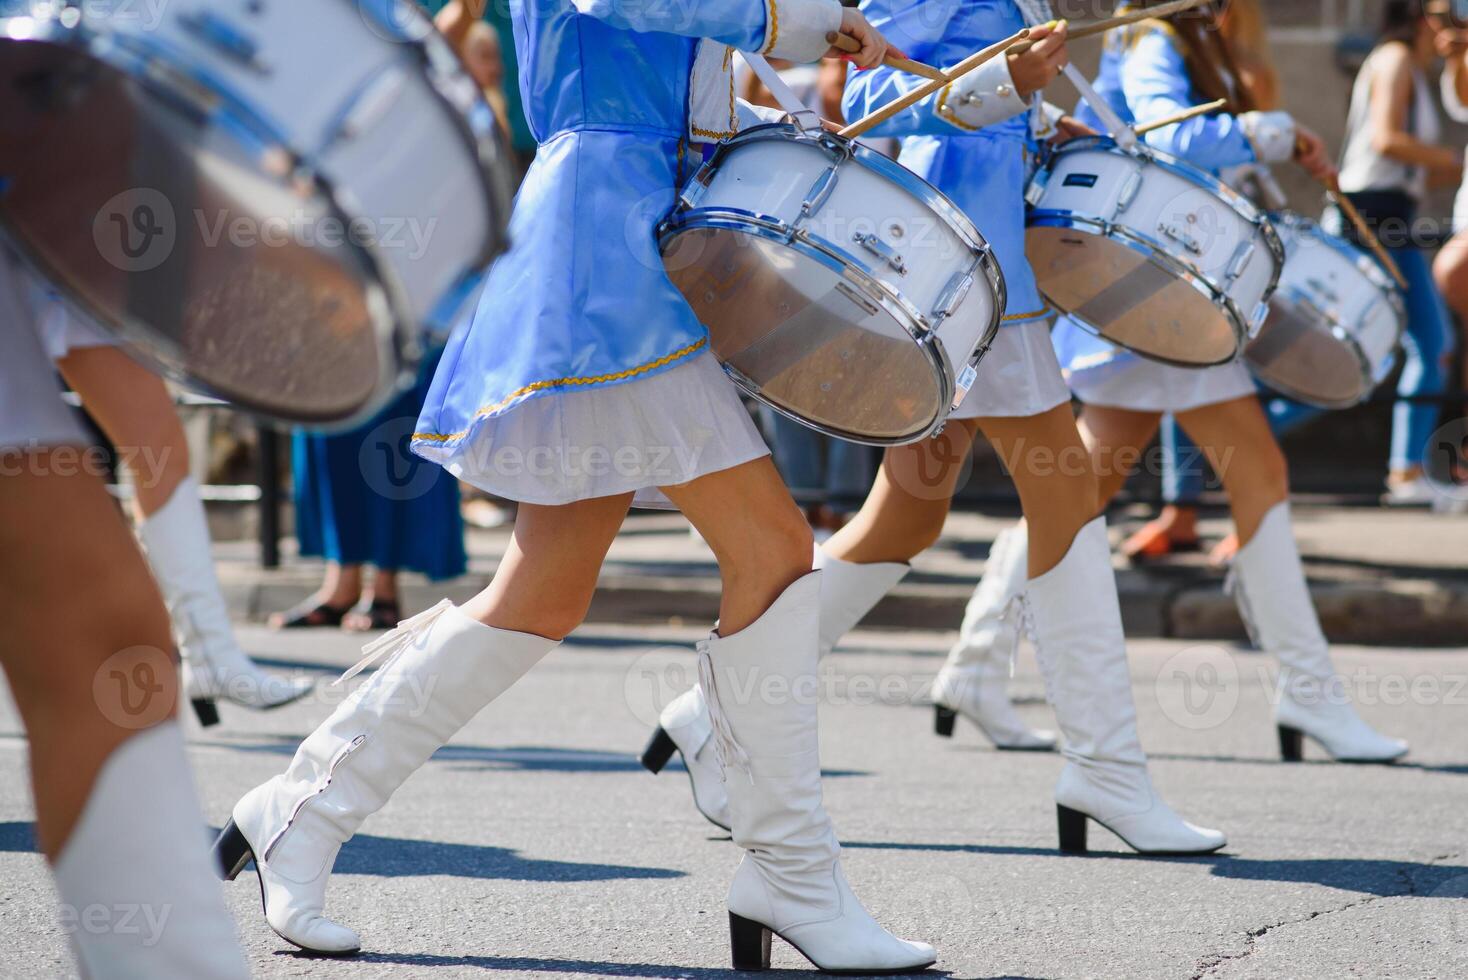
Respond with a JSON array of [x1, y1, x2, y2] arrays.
[[1367, 44, 1462, 173]]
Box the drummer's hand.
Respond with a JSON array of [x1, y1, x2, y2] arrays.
[[1009, 19, 1069, 99], [1050, 114, 1097, 144], [827, 8, 897, 69], [1292, 126, 1335, 182]]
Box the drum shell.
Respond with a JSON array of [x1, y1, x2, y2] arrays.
[[660, 126, 1002, 445], [1246, 213, 1404, 408], [1027, 137, 1282, 367], [0, 0, 511, 427]]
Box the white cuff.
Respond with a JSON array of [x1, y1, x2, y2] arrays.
[[1033, 100, 1066, 139], [1239, 110, 1297, 164], [736, 99, 790, 131], [760, 0, 842, 63], [936, 55, 1029, 132]]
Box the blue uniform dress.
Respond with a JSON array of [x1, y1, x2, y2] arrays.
[[843, 0, 1070, 419], [412, 0, 840, 506], [1052, 22, 1262, 413]]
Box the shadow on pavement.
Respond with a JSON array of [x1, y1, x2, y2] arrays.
[[198, 737, 866, 778], [845, 841, 1467, 897], [299, 951, 965, 978]]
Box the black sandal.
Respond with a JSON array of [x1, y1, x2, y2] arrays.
[[270, 600, 352, 629], [357, 597, 402, 631]]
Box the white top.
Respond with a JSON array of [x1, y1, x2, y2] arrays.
[[1338, 44, 1441, 201]]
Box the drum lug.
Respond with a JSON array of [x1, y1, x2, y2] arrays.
[[1116, 170, 1143, 214], [800, 166, 840, 219], [932, 270, 974, 322], [852, 232, 907, 276], [679, 164, 716, 210], [1225, 240, 1256, 283], [1158, 221, 1203, 256]]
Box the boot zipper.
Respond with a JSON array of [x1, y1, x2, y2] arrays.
[[263, 734, 368, 860]]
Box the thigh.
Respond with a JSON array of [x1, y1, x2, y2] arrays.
[[1175, 395, 1289, 543], [461, 492, 634, 638], [1075, 405, 1164, 506], [56, 347, 190, 510]]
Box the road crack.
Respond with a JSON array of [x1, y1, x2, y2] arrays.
[[1189, 851, 1462, 979]]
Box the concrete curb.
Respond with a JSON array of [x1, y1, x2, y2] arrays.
[[222, 571, 1468, 647]]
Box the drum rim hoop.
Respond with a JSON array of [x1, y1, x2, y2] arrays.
[[1038, 135, 1287, 300], [1247, 286, 1387, 409], [1027, 212, 1248, 368], [1269, 211, 1406, 306], [0, 11, 425, 428], [658, 212, 963, 444], [715, 124, 991, 254]]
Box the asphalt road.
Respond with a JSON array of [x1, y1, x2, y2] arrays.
[[2, 624, 1466, 979]]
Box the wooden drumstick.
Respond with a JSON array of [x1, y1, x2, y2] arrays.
[[1132, 98, 1227, 136], [1010, 0, 1213, 54], [825, 32, 948, 81], [1324, 175, 1409, 289], [839, 28, 1031, 139]]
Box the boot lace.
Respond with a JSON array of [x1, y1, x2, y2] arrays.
[[334, 599, 454, 686], [697, 638, 751, 781]]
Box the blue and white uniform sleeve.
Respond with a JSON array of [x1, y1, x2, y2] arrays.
[[841, 0, 1026, 137], [571, 0, 841, 62], [1122, 28, 1294, 170]]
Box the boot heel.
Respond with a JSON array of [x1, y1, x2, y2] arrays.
[[191, 698, 220, 727], [1278, 724, 1304, 762], [729, 911, 772, 971], [212, 819, 253, 881], [640, 726, 677, 774], [934, 705, 957, 738], [1057, 804, 1088, 853]]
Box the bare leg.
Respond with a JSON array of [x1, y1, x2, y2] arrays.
[[54, 346, 191, 519], [823, 418, 981, 565], [974, 403, 1104, 577], [0, 456, 176, 856], [1175, 395, 1289, 548], [1433, 232, 1468, 413], [1074, 405, 1165, 511]]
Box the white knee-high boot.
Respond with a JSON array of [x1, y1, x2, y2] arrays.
[[702, 572, 936, 972], [1028, 518, 1227, 855], [933, 522, 1057, 750], [1229, 502, 1408, 763], [54, 722, 250, 980], [642, 547, 906, 831], [138, 477, 313, 725], [214, 601, 557, 954]]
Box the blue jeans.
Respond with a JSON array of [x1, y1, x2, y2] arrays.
[[1388, 244, 1456, 471], [758, 408, 875, 513]]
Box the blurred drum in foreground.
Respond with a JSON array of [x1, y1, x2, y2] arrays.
[[0, 0, 514, 426], [1246, 212, 1405, 409]]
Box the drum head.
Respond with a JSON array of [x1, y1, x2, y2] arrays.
[[662, 224, 943, 445], [0, 40, 399, 425], [1027, 226, 1240, 367], [1246, 300, 1366, 408]]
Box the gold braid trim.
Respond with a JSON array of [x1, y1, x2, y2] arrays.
[[412, 337, 710, 444], [1002, 306, 1050, 322], [761, 0, 779, 55]]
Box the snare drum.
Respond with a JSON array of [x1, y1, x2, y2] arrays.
[[1246, 213, 1404, 408], [1026, 136, 1283, 368], [0, 0, 514, 426], [658, 125, 1004, 446]]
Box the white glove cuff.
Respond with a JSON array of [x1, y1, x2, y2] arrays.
[[761, 0, 842, 63], [937, 55, 1029, 132], [1239, 110, 1298, 164]]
